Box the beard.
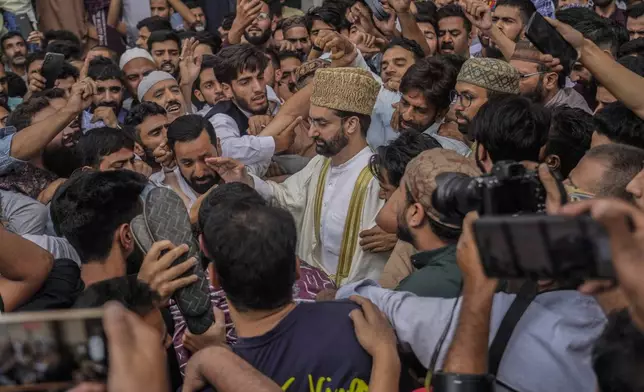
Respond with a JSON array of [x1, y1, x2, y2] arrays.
[[313, 126, 349, 157], [235, 93, 269, 115], [400, 115, 431, 133], [523, 76, 546, 104], [244, 28, 272, 46], [43, 145, 80, 178], [396, 215, 415, 247], [184, 172, 221, 195], [440, 41, 455, 53], [93, 101, 122, 115], [12, 54, 26, 66], [160, 61, 178, 75], [455, 110, 472, 136], [126, 243, 145, 275], [141, 145, 162, 170]]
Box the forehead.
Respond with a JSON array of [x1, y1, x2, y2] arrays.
[[510, 59, 539, 72], [383, 45, 414, 60], [402, 89, 429, 107], [438, 16, 466, 30], [140, 114, 168, 130], [285, 26, 308, 38], [280, 57, 302, 69], [151, 40, 179, 50], [628, 15, 644, 25], [455, 81, 487, 96], [493, 5, 522, 20], [312, 20, 333, 30], [150, 0, 168, 6], [145, 79, 179, 99], [195, 44, 214, 56], [309, 104, 340, 120], [4, 36, 24, 46], [124, 58, 156, 74], [417, 22, 436, 33], [174, 131, 215, 157], [199, 68, 219, 84], [105, 148, 134, 161], [237, 68, 262, 79], [96, 78, 123, 88]]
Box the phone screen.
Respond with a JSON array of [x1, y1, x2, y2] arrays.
[[525, 12, 578, 77], [0, 309, 107, 390], [473, 215, 614, 280]]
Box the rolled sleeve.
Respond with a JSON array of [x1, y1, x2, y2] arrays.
[[210, 114, 276, 166], [249, 173, 274, 200], [0, 134, 23, 175]]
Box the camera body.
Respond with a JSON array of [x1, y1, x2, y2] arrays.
[[433, 161, 547, 223]]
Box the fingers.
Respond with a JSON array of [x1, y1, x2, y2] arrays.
[[284, 116, 303, 133], [216, 137, 223, 157], [349, 295, 380, 323], [159, 274, 199, 298], [348, 308, 367, 329], [104, 302, 135, 369], [538, 163, 563, 214], [157, 256, 197, 283], [156, 243, 190, 270], [145, 240, 175, 264], [213, 306, 226, 326], [80, 56, 91, 80]]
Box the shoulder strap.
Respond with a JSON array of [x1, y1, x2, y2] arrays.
[[204, 101, 250, 136], [488, 281, 538, 376]]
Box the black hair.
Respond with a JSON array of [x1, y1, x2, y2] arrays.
[[147, 30, 181, 52], [266, 0, 281, 19], [221, 13, 236, 31], [43, 30, 82, 48], [584, 143, 644, 200], [543, 105, 593, 178], [90, 45, 119, 62], [125, 101, 167, 128], [494, 0, 537, 25], [369, 131, 441, 187], [25, 51, 45, 72], [73, 274, 159, 315], [136, 16, 173, 32], [437, 4, 472, 34], [58, 61, 81, 80], [87, 56, 123, 81], [385, 37, 425, 61], [594, 101, 644, 149], [51, 170, 147, 263], [617, 54, 644, 76], [6, 72, 26, 98], [0, 31, 25, 51], [619, 37, 644, 57], [46, 40, 82, 61], [472, 95, 550, 162], [75, 127, 135, 168], [335, 110, 372, 137], [195, 31, 222, 54], [185, 0, 202, 9], [416, 1, 438, 18], [212, 44, 268, 85], [593, 309, 644, 392], [440, 53, 468, 71], [167, 114, 217, 149], [416, 13, 439, 36], [179, 30, 197, 41], [306, 5, 344, 31], [195, 54, 218, 91], [202, 202, 297, 312], [400, 55, 460, 113], [31, 87, 68, 100], [536, 62, 566, 89], [575, 19, 627, 58], [7, 97, 52, 130], [264, 47, 280, 69], [627, 2, 644, 19], [277, 50, 301, 63], [555, 6, 604, 27]]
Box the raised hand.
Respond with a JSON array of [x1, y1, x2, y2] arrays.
[[182, 307, 227, 353], [153, 142, 176, 169], [180, 38, 203, 86], [205, 157, 253, 186], [349, 295, 398, 357], [65, 78, 97, 113], [388, 0, 411, 14], [316, 30, 357, 66], [92, 106, 120, 128], [248, 115, 274, 136], [234, 0, 263, 30], [273, 116, 301, 153], [459, 0, 493, 32]]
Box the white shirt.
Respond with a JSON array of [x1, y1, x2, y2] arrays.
[[201, 86, 281, 177], [149, 167, 199, 209]]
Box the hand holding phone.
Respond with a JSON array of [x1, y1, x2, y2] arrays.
[[525, 12, 578, 76], [41, 52, 66, 90]]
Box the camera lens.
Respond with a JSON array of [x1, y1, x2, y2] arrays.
[[432, 172, 481, 224]]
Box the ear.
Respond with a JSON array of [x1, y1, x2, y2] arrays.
[[476, 143, 493, 172], [544, 72, 558, 90], [344, 116, 361, 136], [545, 154, 561, 171], [275, 69, 283, 83], [194, 89, 205, 103], [407, 202, 426, 229], [134, 142, 145, 158], [222, 83, 233, 99], [118, 223, 134, 253]]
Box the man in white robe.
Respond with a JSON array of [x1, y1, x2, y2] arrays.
[[207, 67, 391, 286]]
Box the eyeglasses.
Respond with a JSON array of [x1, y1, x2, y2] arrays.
[[449, 90, 472, 108], [255, 12, 270, 21], [519, 71, 546, 80]]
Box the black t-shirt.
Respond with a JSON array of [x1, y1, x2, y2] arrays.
[[233, 301, 372, 391], [15, 258, 84, 311]]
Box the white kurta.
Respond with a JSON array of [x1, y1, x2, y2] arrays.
[[252, 148, 390, 285]]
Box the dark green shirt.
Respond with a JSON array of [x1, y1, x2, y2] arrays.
[[395, 244, 462, 298]]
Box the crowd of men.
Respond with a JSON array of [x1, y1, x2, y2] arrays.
[[1, 0, 644, 390]]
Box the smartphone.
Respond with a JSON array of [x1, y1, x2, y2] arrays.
[[16, 14, 33, 40], [41, 52, 66, 90], [525, 12, 578, 77], [473, 214, 614, 280], [0, 308, 108, 390]]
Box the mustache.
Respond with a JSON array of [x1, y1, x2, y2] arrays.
[[166, 100, 181, 108], [97, 102, 119, 110], [440, 42, 454, 50]]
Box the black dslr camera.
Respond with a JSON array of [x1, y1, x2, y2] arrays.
[[432, 161, 546, 223]]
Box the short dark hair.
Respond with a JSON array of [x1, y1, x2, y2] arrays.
[[264, 47, 279, 69], [494, 0, 536, 25], [594, 101, 644, 149], [147, 30, 181, 51], [400, 55, 460, 113], [31, 87, 68, 100], [87, 56, 123, 82], [7, 97, 52, 131], [335, 110, 371, 137], [556, 6, 604, 27], [619, 37, 644, 57], [593, 309, 644, 392], [195, 31, 222, 54], [277, 50, 301, 63], [185, 0, 202, 9], [0, 31, 25, 51], [385, 37, 425, 61], [6, 72, 26, 98], [195, 54, 218, 91], [75, 127, 135, 168], [136, 16, 173, 32], [415, 1, 438, 18], [306, 5, 344, 31], [617, 54, 644, 76], [46, 40, 82, 61], [584, 143, 644, 200], [43, 30, 82, 48], [74, 274, 159, 316], [26, 51, 45, 71], [437, 4, 472, 34], [89, 45, 118, 62], [473, 95, 550, 162], [369, 131, 441, 187], [575, 19, 627, 57], [167, 114, 217, 150], [58, 61, 80, 80], [213, 44, 268, 85], [125, 101, 167, 128], [51, 170, 147, 262], [627, 2, 644, 19], [416, 13, 439, 36], [221, 13, 236, 31], [543, 106, 593, 178], [202, 202, 297, 312]]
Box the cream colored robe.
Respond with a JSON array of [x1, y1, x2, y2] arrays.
[[254, 155, 390, 285]]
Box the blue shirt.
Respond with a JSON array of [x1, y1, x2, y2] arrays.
[[0, 127, 24, 176]]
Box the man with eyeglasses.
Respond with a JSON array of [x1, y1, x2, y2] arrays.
[[83, 57, 129, 132], [227, 0, 275, 48], [510, 40, 591, 113]]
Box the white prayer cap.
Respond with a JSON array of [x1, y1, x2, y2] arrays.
[[119, 48, 155, 70], [137, 71, 176, 102]]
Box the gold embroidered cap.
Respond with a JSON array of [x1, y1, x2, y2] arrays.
[[457, 58, 520, 95], [404, 148, 481, 229], [311, 67, 380, 116]]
